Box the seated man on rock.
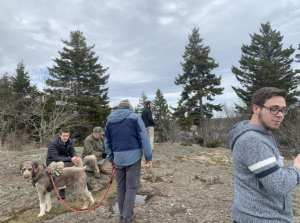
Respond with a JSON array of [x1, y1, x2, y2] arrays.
[[46, 127, 92, 199], [82, 127, 110, 179]]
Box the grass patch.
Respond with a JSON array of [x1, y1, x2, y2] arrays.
[[3, 181, 118, 223], [180, 158, 188, 162], [170, 207, 187, 217], [174, 156, 189, 162], [153, 160, 161, 168], [3, 204, 41, 223], [211, 159, 231, 166], [143, 175, 165, 183]]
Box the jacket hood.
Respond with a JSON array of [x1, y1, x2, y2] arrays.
[[107, 107, 133, 124], [227, 120, 270, 151]]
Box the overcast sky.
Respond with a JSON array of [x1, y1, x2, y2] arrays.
[[1, 0, 300, 113]]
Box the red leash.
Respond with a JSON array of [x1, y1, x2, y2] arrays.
[[49, 168, 115, 213]]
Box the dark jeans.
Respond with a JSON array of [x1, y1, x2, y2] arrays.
[[115, 159, 141, 223], [234, 221, 237, 223]]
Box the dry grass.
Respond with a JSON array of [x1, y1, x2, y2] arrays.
[[155, 142, 200, 147], [2, 130, 39, 152]]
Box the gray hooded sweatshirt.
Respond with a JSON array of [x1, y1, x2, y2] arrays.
[[227, 120, 300, 223]]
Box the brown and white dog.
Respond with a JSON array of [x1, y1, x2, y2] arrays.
[[20, 161, 94, 217]]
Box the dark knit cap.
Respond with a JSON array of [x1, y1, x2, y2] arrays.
[[118, 99, 132, 110]]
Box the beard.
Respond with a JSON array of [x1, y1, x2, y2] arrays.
[[258, 111, 280, 131]]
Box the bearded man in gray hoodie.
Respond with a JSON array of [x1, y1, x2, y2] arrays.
[[227, 87, 300, 223]]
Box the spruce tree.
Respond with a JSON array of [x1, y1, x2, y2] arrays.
[[12, 61, 37, 97], [0, 73, 14, 118], [296, 44, 300, 64], [46, 31, 110, 133], [0, 74, 14, 142], [232, 22, 300, 112], [0, 73, 13, 99], [135, 91, 148, 115], [174, 27, 224, 147], [152, 89, 171, 142]]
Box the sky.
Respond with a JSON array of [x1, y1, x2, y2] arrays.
[[1, 0, 300, 114]]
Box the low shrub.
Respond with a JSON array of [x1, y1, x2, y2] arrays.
[[206, 141, 221, 148], [194, 137, 203, 146], [180, 142, 193, 146], [3, 131, 38, 151]]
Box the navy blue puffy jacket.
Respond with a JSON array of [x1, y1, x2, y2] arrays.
[[46, 137, 77, 166], [104, 107, 152, 166]]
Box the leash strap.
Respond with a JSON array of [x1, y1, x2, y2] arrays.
[[50, 167, 116, 213]]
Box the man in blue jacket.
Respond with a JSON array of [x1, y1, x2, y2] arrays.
[[227, 87, 300, 222], [105, 99, 152, 223]]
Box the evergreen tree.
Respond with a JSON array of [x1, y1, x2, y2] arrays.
[[0, 73, 13, 99], [135, 91, 148, 115], [0, 73, 14, 142], [0, 73, 14, 118], [46, 31, 110, 135], [296, 44, 300, 64], [152, 89, 171, 142], [232, 22, 300, 112], [0, 73, 14, 117], [12, 61, 37, 97], [174, 27, 224, 147]]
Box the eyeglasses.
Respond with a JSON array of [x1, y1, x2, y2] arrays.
[[259, 105, 289, 116]]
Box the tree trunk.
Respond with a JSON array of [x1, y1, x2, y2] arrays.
[[39, 132, 42, 148], [39, 119, 43, 147], [199, 98, 206, 147]]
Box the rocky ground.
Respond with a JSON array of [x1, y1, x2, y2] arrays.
[[1, 143, 300, 223]]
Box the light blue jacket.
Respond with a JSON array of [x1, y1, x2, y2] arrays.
[[104, 108, 152, 166]]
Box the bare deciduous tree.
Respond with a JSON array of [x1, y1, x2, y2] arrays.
[[20, 94, 82, 147], [204, 102, 246, 148], [155, 113, 181, 144], [274, 107, 300, 158]]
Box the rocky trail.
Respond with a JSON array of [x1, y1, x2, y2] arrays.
[[1, 144, 300, 223]]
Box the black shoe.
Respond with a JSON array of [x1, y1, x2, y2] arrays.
[[87, 182, 93, 191], [58, 188, 65, 200]]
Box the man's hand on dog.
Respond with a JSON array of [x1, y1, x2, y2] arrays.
[[71, 156, 80, 165]]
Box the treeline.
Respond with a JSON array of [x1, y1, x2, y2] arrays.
[[0, 31, 110, 150], [134, 22, 300, 157], [1, 22, 300, 157]]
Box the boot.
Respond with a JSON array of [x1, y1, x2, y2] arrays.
[[131, 216, 140, 222], [87, 182, 93, 191], [94, 171, 101, 179], [58, 188, 65, 200], [100, 169, 111, 175]]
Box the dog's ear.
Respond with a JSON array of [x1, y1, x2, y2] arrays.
[[32, 161, 39, 170], [19, 162, 24, 171]]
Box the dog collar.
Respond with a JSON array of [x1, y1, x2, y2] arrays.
[[33, 167, 40, 177]]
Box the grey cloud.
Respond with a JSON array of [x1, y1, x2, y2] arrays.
[[1, 0, 300, 110]]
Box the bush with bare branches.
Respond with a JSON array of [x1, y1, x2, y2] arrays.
[[274, 107, 300, 158], [20, 94, 81, 147], [2, 130, 38, 151], [163, 119, 182, 145], [203, 102, 247, 148]]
